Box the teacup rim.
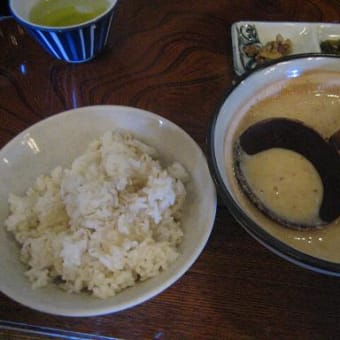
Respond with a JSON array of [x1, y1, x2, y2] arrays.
[[9, 0, 118, 31]]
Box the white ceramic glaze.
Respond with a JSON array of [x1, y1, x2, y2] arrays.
[[0, 105, 217, 316]]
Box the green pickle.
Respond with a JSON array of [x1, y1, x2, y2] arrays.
[[320, 39, 340, 55], [29, 0, 109, 27]]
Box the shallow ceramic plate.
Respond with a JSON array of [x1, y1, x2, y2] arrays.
[[0, 105, 217, 316], [231, 21, 340, 75]]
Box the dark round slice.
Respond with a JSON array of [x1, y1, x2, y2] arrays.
[[233, 118, 340, 230]]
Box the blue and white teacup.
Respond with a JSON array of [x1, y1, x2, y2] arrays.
[[9, 0, 118, 63]]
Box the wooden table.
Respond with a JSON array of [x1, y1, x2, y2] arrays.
[[1, 1, 340, 339]]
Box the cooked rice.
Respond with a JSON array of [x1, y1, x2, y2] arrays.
[[5, 131, 188, 298]]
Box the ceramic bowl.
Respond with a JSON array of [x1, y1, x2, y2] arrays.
[[208, 55, 340, 276], [0, 105, 216, 316], [9, 0, 118, 63]]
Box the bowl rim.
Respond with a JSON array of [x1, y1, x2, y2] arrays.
[[0, 105, 217, 316], [9, 0, 118, 31], [207, 53, 340, 276]]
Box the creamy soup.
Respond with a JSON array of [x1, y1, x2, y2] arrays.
[[226, 70, 340, 262], [239, 148, 324, 226]]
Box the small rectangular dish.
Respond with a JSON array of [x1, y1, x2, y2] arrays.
[[231, 21, 340, 75]]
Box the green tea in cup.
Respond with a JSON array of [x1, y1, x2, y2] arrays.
[[29, 0, 110, 27], [10, 0, 117, 62]]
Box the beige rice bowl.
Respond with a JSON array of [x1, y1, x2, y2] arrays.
[[5, 131, 188, 298], [0, 106, 216, 316]]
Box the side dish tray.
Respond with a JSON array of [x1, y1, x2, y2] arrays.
[[231, 21, 340, 75]]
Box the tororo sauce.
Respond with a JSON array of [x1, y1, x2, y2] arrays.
[[239, 148, 324, 226], [226, 70, 340, 262]]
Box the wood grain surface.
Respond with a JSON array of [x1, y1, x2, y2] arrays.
[[1, 1, 340, 339]]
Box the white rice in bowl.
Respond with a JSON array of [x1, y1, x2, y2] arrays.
[[5, 131, 189, 298]]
